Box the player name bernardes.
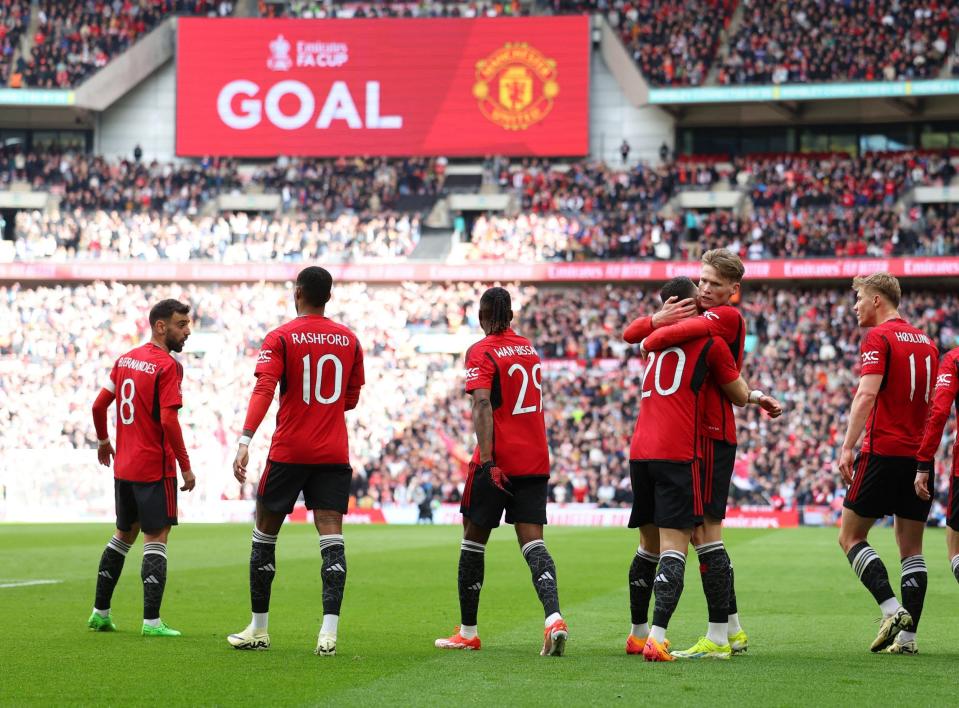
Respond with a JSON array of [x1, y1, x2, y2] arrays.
[[492, 344, 537, 358], [116, 356, 158, 374], [290, 332, 352, 347], [894, 331, 933, 345]]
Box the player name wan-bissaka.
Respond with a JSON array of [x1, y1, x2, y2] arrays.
[[117, 357, 157, 374], [894, 331, 932, 345], [291, 332, 351, 346], [493, 345, 536, 358]]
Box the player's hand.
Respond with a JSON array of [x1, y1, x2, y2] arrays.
[[758, 394, 783, 418], [839, 447, 855, 485], [180, 468, 196, 492], [914, 472, 931, 501], [97, 441, 115, 467], [471, 461, 513, 497], [234, 444, 249, 484], [652, 296, 697, 329], [638, 338, 649, 358]]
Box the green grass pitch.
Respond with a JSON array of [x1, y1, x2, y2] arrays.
[[2, 523, 957, 706]]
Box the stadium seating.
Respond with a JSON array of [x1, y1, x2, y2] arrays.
[[14, 0, 234, 88], [2, 281, 955, 510], [0, 0, 29, 87], [4, 151, 958, 261], [719, 0, 959, 85]]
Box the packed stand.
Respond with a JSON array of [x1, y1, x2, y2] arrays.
[[719, 0, 959, 85], [12, 211, 420, 262], [0, 0, 29, 87], [14, 1, 234, 89], [3, 280, 955, 519], [261, 1, 522, 18]]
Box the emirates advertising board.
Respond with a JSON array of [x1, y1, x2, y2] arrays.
[[176, 17, 589, 157]]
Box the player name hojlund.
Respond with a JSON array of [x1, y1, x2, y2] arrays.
[[492, 345, 537, 358], [290, 332, 352, 346], [894, 331, 933, 345]]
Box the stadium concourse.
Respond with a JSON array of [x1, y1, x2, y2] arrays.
[[0, 276, 956, 527], [2, 151, 958, 262]]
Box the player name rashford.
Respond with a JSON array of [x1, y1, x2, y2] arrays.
[[493, 345, 537, 358], [117, 357, 158, 374], [894, 331, 933, 345], [291, 332, 352, 347]]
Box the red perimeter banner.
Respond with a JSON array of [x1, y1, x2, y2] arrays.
[[3, 257, 959, 283], [176, 17, 589, 157]]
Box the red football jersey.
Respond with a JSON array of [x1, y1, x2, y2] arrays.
[[464, 328, 549, 477], [916, 347, 959, 472], [630, 336, 740, 462], [254, 315, 365, 464], [629, 305, 745, 444], [106, 343, 183, 482], [859, 318, 938, 457]]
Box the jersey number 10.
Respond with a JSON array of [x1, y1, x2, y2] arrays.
[[301, 354, 344, 405]]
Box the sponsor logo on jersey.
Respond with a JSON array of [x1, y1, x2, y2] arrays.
[[703, 311, 720, 321], [257, 349, 272, 363], [465, 367, 480, 381], [861, 350, 879, 365], [936, 373, 953, 388]]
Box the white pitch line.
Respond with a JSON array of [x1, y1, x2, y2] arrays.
[[0, 579, 63, 589]]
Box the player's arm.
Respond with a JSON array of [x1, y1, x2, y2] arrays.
[[622, 296, 697, 343], [706, 337, 748, 407], [235, 332, 284, 483], [642, 306, 740, 354], [160, 407, 194, 491], [470, 388, 494, 463], [158, 362, 194, 491], [838, 373, 883, 485], [92, 383, 116, 467], [914, 356, 959, 501], [344, 339, 365, 411]]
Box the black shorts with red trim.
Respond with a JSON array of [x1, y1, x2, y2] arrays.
[[257, 460, 352, 515], [460, 467, 548, 529], [628, 459, 703, 530], [843, 452, 932, 523], [949, 473, 959, 532], [115, 477, 178, 532], [701, 439, 736, 520]]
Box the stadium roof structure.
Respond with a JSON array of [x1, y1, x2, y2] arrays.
[[646, 79, 959, 126]]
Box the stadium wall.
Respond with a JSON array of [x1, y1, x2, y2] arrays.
[[95, 61, 177, 161], [589, 43, 673, 165]]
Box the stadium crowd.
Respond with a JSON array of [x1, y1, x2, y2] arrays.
[[1, 280, 955, 519], [5, 151, 957, 262], [260, 1, 521, 18], [719, 0, 959, 85], [8, 1, 233, 89], [0, 0, 29, 87]]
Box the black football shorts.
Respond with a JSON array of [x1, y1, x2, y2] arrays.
[[460, 466, 548, 529], [115, 478, 178, 533], [257, 460, 352, 515], [629, 460, 703, 530], [843, 452, 932, 523], [701, 439, 737, 520]]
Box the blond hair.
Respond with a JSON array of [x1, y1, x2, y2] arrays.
[[702, 248, 745, 284], [853, 272, 901, 308]]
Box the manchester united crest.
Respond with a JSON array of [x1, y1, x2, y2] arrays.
[[473, 43, 559, 131]]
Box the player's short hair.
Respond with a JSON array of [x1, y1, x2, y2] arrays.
[[660, 276, 697, 303], [702, 248, 745, 284], [479, 286, 512, 334], [296, 266, 333, 307], [149, 299, 190, 327], [853, 272, 901, 308]]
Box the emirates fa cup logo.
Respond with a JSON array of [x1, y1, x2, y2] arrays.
[[267, 34, 293, 71]]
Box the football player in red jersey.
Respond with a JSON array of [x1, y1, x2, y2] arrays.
[[838, 273, 939, 655], [228, 267, 365, 656], [915, 346, 959, 590], [624, 277, 776, 661], [88, 299, 194, 638], [435, 287, 569, 656], [623, 249, 780, 657]]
